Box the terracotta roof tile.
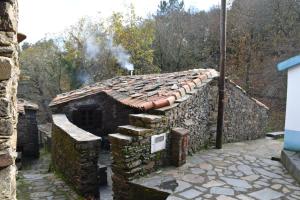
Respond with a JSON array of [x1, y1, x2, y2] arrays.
[[49, 68, 219, 110]]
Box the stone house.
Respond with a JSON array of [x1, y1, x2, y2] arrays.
[[17, 99, 39, 158], [49, 68, 269, 198], [50, 68, 268, 152]]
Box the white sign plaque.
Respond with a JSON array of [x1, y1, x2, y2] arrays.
[[151, 133, 167, 153]]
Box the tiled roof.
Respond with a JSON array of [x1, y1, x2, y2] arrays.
[[17, 98, 39, 114], [50, 68, 219, 110]]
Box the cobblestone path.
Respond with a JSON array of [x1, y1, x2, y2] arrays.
[[134, 138, 300, 200], [17, 151, 81, 200]]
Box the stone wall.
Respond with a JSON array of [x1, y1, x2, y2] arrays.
[[0, 0, 19, 199], [51, 93, 138, 144], [151, 79, 218, 153], [151, 78, 269, 153], [109, 114, 171, 200], [51, 114, 101, 198], [222, 80, 269, 142], [38, 123, 52, 152], [17, 108, 39, 157], [109, 78, 269, 200]]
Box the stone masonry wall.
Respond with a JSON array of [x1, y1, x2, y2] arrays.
[[51, 114, 101, 198], [51, 93, 138, 138], [152, 79, 218, 154], [222, 80, 269, 142], [109, 78, 269, 200], [109, 114, 171, 200], [0, 0, 19, 199], [152, 78, 269, 153], [17, 109, 39, 157]]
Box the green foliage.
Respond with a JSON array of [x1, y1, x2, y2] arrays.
[[110, 6, 160, 74], [19, 0, 299, 129], [157, 0, 184, 16], [19, 39, 68, 122]]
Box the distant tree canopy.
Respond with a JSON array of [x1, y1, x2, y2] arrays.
[[157, 0, 184, 15], [19, 0, 300, 129], [110, 6, 160, 74]]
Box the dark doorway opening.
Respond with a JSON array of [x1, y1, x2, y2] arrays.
[[72, 106, 103, 135]]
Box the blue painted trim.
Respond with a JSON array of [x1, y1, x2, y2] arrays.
[[284, 130, 300, 152], [277, 55, 300, 71]]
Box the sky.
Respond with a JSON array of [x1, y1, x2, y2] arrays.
[[19, 0, 220, 43]]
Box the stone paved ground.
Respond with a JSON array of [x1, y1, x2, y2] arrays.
[[17, 150, 82, 200], [133, 138, 300, 200], [17, 150, 113, 200], [99, 150, 113, 200]]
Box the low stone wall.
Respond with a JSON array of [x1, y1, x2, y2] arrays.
[[222, 80, 269, 142], [109, 114, 174, 200], [281, 150, 300, 183], [51, 114, 101, 198]]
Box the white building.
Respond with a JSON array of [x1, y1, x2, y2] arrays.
[[277, 55, 300, 152]]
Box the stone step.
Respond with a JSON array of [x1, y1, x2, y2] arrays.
[[266, 132, 284, 139], [117, 125, 153, 137], [108, 133, 133, 146], [129, 114, 164, 128]]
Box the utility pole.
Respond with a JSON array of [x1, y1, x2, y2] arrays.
[[216, 0, 227, 149]]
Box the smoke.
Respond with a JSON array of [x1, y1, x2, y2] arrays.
[[84, 34, 134, 71], [107, 37, 134, 71], [78, 70, 92, 86], [85, 36, 101, 60]]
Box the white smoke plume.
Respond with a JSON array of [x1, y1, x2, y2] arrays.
[[107, 37, 134, 71], [77, 70, 92, 86], [84, 34, 134, 71], [85, 36, 101, 60]]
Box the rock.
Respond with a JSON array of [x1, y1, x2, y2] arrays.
[[166, 196, 185, 200], [254, 168, 282, 179], [236, 194, 255, 200], [210, 187, 235, 196], [220, 177, 252, 189], [271, 184, 282, 190], [0, 165, 16, 199], [249, 188, 284, 200], [0, 1, 18, 32], [0, 57, 12, 80], [0, 98, 10, 117], [203, 180, 225, 188], [173, 180, 192, 193], [179, 188, 202, 199], [190, 168, 205, 175], [241, 175, 259, 182], [0, 118, 13, 136], [0, 150, 14, 167], [199, 163, 213, 170], [182, 174, 205, 184], [237, 164, 254, 175], [216, 195, 237, 200], [0, 31, 14, 46]]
